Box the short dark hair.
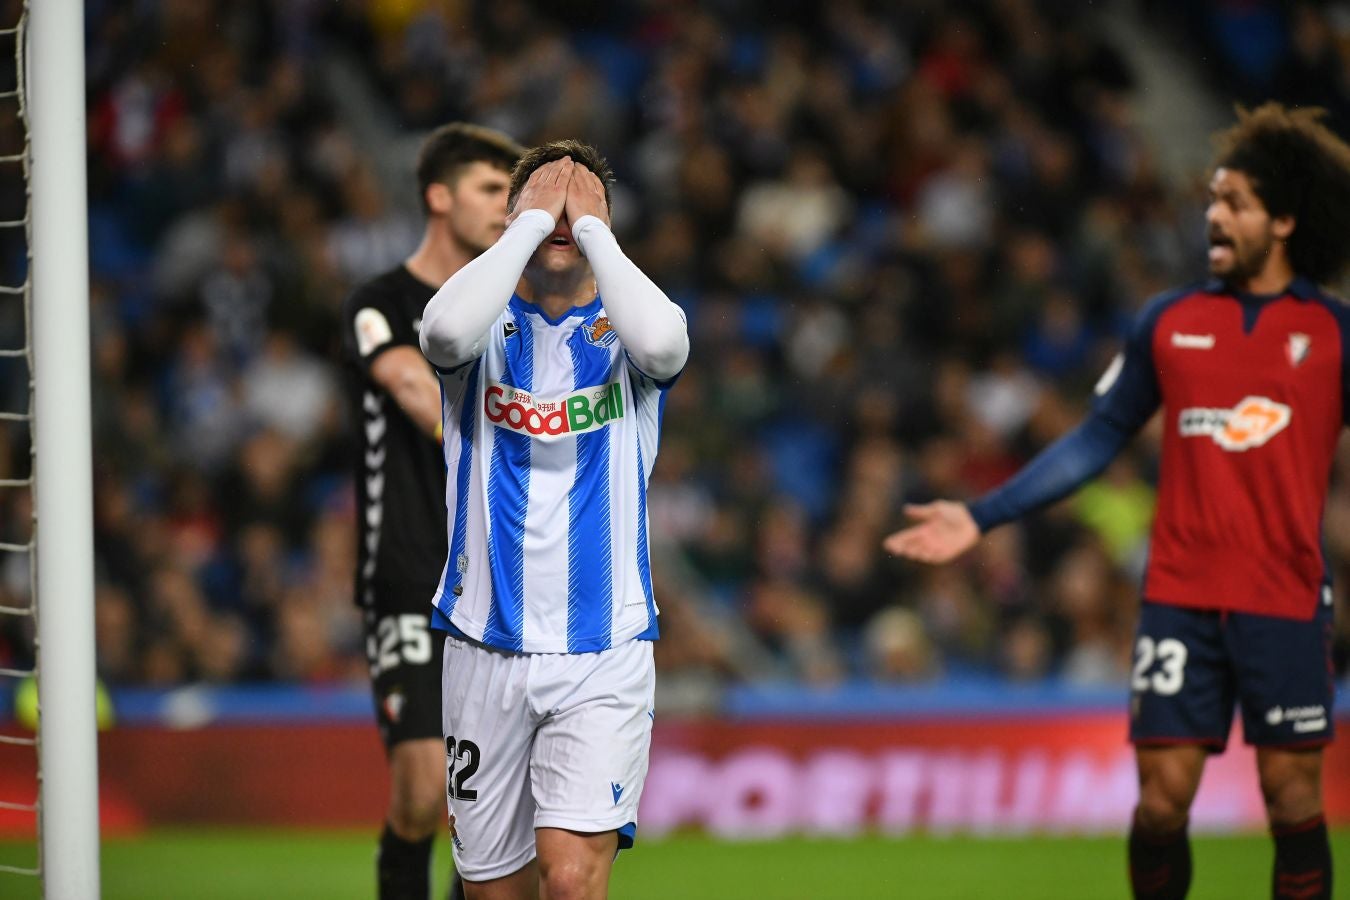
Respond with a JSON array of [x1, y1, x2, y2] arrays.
[[415, 123, 524, 215], [507, 140, 614, 214], [1212, 103, 1350, 284]]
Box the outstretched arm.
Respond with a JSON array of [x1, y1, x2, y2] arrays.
[[885, 291, 1170, 564], [420, 158, 572, 369], [883, 412, 1136, 563], [964, 411, 1138, 531], [566, 167, 689, 381]]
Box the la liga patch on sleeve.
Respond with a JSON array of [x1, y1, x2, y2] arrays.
[[355, 307, 394, 356]]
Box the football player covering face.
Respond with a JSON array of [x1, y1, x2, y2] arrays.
[[419, 139, 688, 900], [1205, 166, 1295, 294], [507, 157, 612, 319]]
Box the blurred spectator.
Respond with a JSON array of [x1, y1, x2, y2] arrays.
[[1070, 455, 1155, 575], [737, 146, 853, 262], [863, 607, 940, 682], [241, 332, 340, 444], [1048, 541, 1132, 686], [1001, 614, 1055, 682]]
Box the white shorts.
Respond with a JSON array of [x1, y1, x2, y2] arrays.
[[440, 634, 655, 882]]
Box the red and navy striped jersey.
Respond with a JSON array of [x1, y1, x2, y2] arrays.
[[970, 276, 1350, 620]]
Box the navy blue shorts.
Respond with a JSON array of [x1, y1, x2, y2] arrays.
[[1128, 597, 1336, 751]]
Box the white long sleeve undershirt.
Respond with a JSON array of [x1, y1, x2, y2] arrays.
[[571, 214, 689, 382], [419, 208, 554, 370], [419, 209, 689, 380]]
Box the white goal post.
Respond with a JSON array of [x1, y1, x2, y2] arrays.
[[29, 0, 100, 896]]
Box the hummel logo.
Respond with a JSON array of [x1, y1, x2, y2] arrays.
[[1171, 332, 1215, 349], [611, 782, 624, 804]]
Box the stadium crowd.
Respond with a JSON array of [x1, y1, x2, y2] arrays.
[[2, 0, 1349, 699]]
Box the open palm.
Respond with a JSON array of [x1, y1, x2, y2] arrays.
[[882, 501, 980, 564]]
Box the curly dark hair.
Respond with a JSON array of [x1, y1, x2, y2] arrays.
[[508, 140, 614, 214], [415, 123, 523, 215], [1212, 103, 1350, 285]]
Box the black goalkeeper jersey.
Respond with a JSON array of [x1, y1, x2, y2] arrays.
[[341, 265, 448, 608]]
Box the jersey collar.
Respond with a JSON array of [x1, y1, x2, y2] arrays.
[[1204, 275, 1318, 303], [509, 293, 603, 325]]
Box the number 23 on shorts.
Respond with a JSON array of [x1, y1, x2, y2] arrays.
[[1132, 635, 1188, 696]]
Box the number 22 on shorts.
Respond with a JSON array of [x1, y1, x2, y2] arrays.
[[445, 736, 481, 801], [1131, 636, 1188, 696]]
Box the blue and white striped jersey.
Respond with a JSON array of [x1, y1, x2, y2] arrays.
[[429, 293, 674, 653]]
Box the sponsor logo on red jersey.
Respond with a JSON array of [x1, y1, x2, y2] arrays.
[[1177, 395, 1292, 451]]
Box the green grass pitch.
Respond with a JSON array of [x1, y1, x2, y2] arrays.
[[1, 829, 1347, 898]]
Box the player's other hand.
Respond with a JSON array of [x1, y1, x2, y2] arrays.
[[882, 501, 980, 564], [508, 157, 572, 227], [565, 164, 610, 229]]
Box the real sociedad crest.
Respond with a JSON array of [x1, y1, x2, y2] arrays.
[[582, 316, 618, 347], [1287, 332, 1310, 367]]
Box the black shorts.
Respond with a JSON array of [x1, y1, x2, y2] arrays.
[[1129, 597, 1336, 751], [363, 581, 444, 749]]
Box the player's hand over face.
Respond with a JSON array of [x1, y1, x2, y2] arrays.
[[507, 157, 573, 227], [565, 165, 610, 229], [881, 501, 980, 565]]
